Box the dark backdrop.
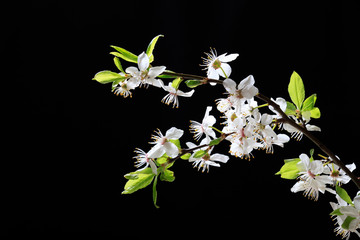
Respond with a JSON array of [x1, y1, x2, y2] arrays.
[[2, 0, 356, 238]]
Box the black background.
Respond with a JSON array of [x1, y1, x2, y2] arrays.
[[2, 0, 358, 238]]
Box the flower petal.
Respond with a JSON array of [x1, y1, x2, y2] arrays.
[[219, 53, 239, 62], [163, 142, 179, 158], [223, 78, 237, 94], [148, 66, 166, 79], [137, 52, 149, 72], [217, 63, 232, 78], [210, 153, 229, 163], [177, 89, 195, 97], [238, 75, 255, 90], [165, 127, 184, 139], [207, 68, 219, 79]]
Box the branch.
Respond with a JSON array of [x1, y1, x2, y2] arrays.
[[161, 71, 360, 189], [255, 93, 360, 189]]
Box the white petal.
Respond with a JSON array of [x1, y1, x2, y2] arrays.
[[238, 75, 255, 90], [242, 85, 258, 99], [210, 153, 229, 163], [217, 63, 232, 78], [219, 53, 239, 62], [149, 160, 158, 175], [125, 66, 139, 75], [340, 206, 359, 218], [165, 127, 184, 139], [177, 89, 195, 97], [148, 66, 166, 78], [137, 52, 149, 72], [163, 142, 179, 158], [147, 145, 166, 159], [207, 68, 219, 79], [223, 78, 237, 94]]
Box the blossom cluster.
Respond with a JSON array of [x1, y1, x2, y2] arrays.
[[93, 35, 359, 239]]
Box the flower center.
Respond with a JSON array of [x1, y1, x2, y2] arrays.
[[331, 170, 340, 178], [307, 170, 316, 179], [160, 137, 167, 145], [235, 89, 244, 99], [212, 59, 221, 69], [202, 153, 210, 161]]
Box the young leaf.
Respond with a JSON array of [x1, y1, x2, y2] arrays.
[[180, 153, 191, 160], [330, 208, 343, 216], [342, 216, 357, 230], [113, 57, 125, 73], [93, 70, 126, 84], [275, 158, 301, 179], [288, 71, 305, 109], [193, 150, 207, 159], [110, 45, 138, 63], [153, 174, 160, 208], [285, 101, 297, 115], [336, 185, 353, 205], [310, 107, 321, 119], [160, 169, 175, 182], [185, 80, 203, 88], [301, 94, 317, 112], [209, 138, 222, 146], [171, 78, 183, 90], [146, 34, 164, 63], [122, 168, 155, 194]]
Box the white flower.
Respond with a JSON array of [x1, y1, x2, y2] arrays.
[[331, 193, 360, 239], [324, 158, 356, 185], [186, 139, 229, 173], [190, 106, 216, 141], [160, 82, 195, 108], [291, 153, 334, 200], [133, 148, 158, 175], [112, 75, 139, 98], [148, 127, 184, 158], [201, 48, 239, 81], [283, 116, 321, 141], [223, 75, 259, 111], [125, 52, 165, 88]]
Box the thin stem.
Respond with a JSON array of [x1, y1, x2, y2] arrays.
[[162, 71, 223, 84], [255, 93, 360, 189]]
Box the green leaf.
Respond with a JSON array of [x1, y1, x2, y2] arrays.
[[122, 168, 155, 194], [301, 94, 317, 111], [209, 138, 222, 146], [146, 34, 163, 63], [310, 107, 321, 119], [275, 158, 301, 179], [92, 70, 126, 84], [110, 46, 138, 63], [169, 139, 181, 150], [330, 208, 343, 216], [180, 153, 191, 160], [288, 71, 305, 109], [153, 174, 160, 208], [113, 57, 125, 73], [160, 169, 175, 182], [336, 186, 353, 205], [171, 78, 183, 90], [193, 150, 207, 159], [185, 80, 203, 88], [285, 101, 297, 115], [342, 216, 357, 230]]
